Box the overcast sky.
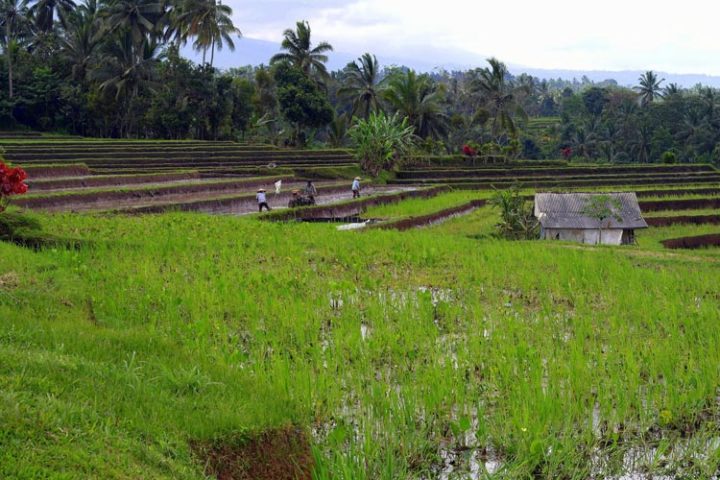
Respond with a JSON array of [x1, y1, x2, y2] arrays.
[[226, 0, 720, 75]]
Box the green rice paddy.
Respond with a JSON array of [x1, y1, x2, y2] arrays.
[[2, 204, 719, 479]]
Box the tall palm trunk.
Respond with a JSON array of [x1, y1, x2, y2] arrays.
[[6, 23, 13, 99], [210, 38, 215, 67]]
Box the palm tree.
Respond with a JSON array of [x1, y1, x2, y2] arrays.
[[383, 70, 448, 139], [471, 58, 528, 138], [664, 82, 681, 97], [635, 71, 664, 107], [188, 0, 239, 66], [270, 20, 333, 81], [327, 112, 349, 147], [570, 125, 597, 159], [28, 0, 75, 31], [60, 0, 99, 80], [0, 0, 31, 98], [99, 0, 163, 46], [629, 124, 652, 163], [92, 31, 162, 135], [338, 52, 383, 119]]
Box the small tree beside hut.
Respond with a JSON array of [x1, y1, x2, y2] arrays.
[[580, 194, 623, 245], [534, 192, 648, 245]]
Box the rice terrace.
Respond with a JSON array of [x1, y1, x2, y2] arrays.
[[2, 2, 720, 479]]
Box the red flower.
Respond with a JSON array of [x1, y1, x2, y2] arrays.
[[561, 147, 573, 160], [462, 144, 477, 157], [0, 161, 29, 201]]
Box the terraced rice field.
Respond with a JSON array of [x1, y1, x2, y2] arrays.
[[3, 137, 720, 478], [392, 164, 720, 189], [3, 139, 385, 215], [3, 180, 719, 479]]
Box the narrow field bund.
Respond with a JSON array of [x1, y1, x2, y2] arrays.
[[396, 164, 717, 179], [393, 171, 720, 184], [429, 175, 720, 189], [5, 150, 355, 162], [634, 187, 720, 197], [26, 171, 201, 191], [646, 215, 720, 227], [639, 197, 720, 212], [373, 199, 487, 231], [20, 163, 91, 178], [661, 233, 720, 249]]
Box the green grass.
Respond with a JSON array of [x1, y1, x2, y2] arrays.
[[1, 205, 720, 479], [644, 208, 720, 217]]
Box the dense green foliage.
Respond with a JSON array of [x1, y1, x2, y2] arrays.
[[5, 0, 720, 164], [490, 188, 539, 239], [349, 112, 415, 175], [274, 62, 333, 146]]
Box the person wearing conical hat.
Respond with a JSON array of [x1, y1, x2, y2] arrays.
[[351, 177, 361, 199], [256, 188, 271, 212]]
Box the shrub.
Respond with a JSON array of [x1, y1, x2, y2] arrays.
[[661, 150, 677, 164], [490, 188, 539, 240], [349, 112, 416, 176], [0, 160, 29, 212], [462, 144, 478, 157]]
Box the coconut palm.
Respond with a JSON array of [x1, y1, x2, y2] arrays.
[[270, 20, 333, 81], [327, 112, 349, 147], [570, 125, 597, 159], [635, 70, 664, 107], [190, 0, 238, 66], [664, 82, 681, 97], [383, 70, 448, 139], [0, 0, 31, 97], [28, 0, 75, 31], [471, 57, 528, 138], [338, 52, 383, 119], [99, 0, 163, 46], [629, 124, 652, 163], [92, 32, 162, 135], [60, 0, 99, 80]]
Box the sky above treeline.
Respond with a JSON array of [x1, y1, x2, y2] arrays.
[[226, 0, 720, 75]]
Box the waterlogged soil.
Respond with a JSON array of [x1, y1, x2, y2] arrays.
[[20, 181, 325, 213], [191, 427, 314, 480]]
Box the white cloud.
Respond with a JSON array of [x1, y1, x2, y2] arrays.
[[226, 0, 720, 75]]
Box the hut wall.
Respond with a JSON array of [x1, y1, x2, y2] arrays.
[[542, 228, 624, 245]]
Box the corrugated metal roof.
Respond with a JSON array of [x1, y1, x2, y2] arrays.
[[534, 193, 648, 229]]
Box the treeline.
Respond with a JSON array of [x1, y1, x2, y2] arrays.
[[2, 0, 720, 164]]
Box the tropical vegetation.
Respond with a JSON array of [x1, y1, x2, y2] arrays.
[[2, 5, 720, 167]]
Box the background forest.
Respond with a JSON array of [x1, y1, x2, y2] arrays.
[[2, 0, 720, 165]]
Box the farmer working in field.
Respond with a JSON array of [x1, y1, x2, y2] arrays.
[[351, 177, 361, 198], [304, 180, 317, 202], [256, 188, 271, 212]]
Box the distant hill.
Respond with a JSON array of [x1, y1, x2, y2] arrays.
[[183, 37, 720, 88]]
